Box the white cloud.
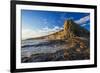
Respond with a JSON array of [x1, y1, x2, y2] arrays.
[[22, 26, 63, 40], [22, 28, 44, 40], [52, 26, 60, 31], [81, 24, 87, 27], [41, 26, 63, 34], [75, 15, 90, 24]]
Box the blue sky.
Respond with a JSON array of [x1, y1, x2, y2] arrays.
[[21, 10, 90, 39]]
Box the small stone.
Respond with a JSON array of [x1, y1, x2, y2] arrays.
[[76, 48, 80, 52]]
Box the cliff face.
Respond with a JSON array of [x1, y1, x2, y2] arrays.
[[64, 19, 74, 39], [63, 19, 89, 39]]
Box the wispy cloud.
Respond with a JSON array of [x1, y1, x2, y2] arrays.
[[22, 28, 42, 40], [75, 15, 90, 24], [22, 26, 63, 40], [81, 24, 87, 27]]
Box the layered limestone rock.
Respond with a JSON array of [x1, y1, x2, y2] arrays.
[[64, 19, 75, 40], [63, 19, 89, 39]]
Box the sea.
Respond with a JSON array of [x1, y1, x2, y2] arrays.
[[21, 39, 65, 58]]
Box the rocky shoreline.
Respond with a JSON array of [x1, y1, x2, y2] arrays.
[[21, 37, 90, 63]]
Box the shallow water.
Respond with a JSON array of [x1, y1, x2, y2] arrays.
[[21, 39, 68, 58]]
